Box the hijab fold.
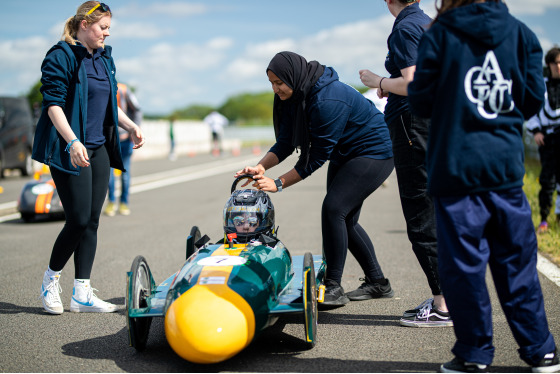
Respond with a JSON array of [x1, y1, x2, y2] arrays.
[[267, 52, 325, 167]]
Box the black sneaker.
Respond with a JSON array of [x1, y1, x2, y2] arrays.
[[400, 300, 453, 327], [440, 357, 488, 373], [345, 277, 394, 301], [532, 349, 560, 373], [403, 297, 434, 317], [321, 279, 350, 306]]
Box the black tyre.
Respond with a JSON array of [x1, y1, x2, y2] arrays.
[[302, 252, 318, 348], [126, 255, 153, 351], [21, 213, 34, 222], [186, 226, 201, 259], [190, 225, 201, 244], [20, 150, 33, 176]]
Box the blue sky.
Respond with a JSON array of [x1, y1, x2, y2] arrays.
[[1, 0, 559, 115]]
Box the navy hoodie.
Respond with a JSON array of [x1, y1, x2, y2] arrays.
[[408, 2, 544, 197], [270, 67, 393, 179]]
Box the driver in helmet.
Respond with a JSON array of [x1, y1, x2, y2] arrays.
[[231, 212, 260, 234], [223, 189, 275, 243]]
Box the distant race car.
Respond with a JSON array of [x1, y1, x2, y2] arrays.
[[17, 168, 64, 222], [125, 174, 327, 364]]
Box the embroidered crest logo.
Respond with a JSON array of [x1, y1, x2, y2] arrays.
[[464, 50, 515, 119]]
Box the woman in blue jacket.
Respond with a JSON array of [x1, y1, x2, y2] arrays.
[[236, 51, 394, 306], [34, 1, 144, 315], [408, 0, 558, 372]]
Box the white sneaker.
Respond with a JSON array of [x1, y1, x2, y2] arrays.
[[40, 273, 63, 314], [70, 284, 118, 313]]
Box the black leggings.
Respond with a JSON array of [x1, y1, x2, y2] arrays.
[[49, 145, 110, 279], [322, 157, 394, 284]]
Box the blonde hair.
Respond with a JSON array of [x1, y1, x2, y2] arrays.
[[61, 1, 112, 45]]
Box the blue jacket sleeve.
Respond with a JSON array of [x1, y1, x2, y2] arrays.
[[408, 34, 440, 118], [40, 47, 74, 109], [268, 115, 295, 162], [294, 99, 350, 179]]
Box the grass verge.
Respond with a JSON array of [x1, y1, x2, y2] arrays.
[[523, 159, 560, 266]]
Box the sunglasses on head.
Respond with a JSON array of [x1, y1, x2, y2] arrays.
[[233, 215, 259, 227], [86, 2, 111, 15]]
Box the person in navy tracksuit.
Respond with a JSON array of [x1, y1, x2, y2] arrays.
[[236, 51, 395, 306], [408, 0, 559, 372]]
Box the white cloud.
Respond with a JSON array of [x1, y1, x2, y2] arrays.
[[117, 14, 402, 112], [207, 37, 234, 50], [110, 21, 173, 40], [0, 36, 51, 94], [224, 16, 394, 88], [114, 2, 208, 18], [225, 39, 297, 81], [506, 0, 560, 16], [115, 37, 235, 112]]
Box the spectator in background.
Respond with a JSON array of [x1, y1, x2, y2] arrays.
[[204, 111, 229, 156], [168, 114, 177, 161], [408, 0, 558, 372], [526, 46, 560, 234], [104, 82, 142, 216]]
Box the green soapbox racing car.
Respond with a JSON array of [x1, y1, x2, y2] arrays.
[[125, 175, 327, 364]]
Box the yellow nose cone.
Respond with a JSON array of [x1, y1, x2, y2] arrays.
[[165, 285, 256, 364]]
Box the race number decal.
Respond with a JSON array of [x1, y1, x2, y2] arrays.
[[199, 276, 226, 285], [198, 256, 247, 266]]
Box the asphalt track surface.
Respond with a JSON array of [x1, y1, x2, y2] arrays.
[[0, 150, 559, 373]]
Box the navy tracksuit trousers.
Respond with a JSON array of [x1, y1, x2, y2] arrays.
[[433, 188, 556, 366]]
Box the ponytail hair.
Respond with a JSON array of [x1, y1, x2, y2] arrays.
[[433, 0, 501, 23], [61, 1, 112, 45]]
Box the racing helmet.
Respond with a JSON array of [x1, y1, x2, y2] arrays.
[[223, 189, 275, 242]]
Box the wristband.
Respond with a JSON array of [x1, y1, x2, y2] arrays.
[[65, 139, 79, 153], [379, 77, 386, 92]]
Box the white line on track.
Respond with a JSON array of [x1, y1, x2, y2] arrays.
[[537, 254, 560, 287], [129, 155, 262, 194], [0, 155, 262, 224], [1, 154, 559, 288]]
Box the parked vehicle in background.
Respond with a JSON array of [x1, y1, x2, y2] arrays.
[[0, 96, 34, 177]]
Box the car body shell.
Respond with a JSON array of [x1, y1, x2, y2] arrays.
[[126, 233, 325, 364], [17, 172, 64, 222]]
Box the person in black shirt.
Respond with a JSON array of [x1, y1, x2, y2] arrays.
[[359, 0, 450, 327]]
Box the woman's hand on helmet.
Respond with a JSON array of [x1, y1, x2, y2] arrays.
[[235, 164, 265, 177], [252, 175, 277, 192], [235, 164, 266, 187]]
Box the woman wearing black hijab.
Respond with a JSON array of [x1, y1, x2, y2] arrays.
[[236, 51, 395, 306]]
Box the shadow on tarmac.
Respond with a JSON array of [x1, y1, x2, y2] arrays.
[[55, 315, 529, 373]]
